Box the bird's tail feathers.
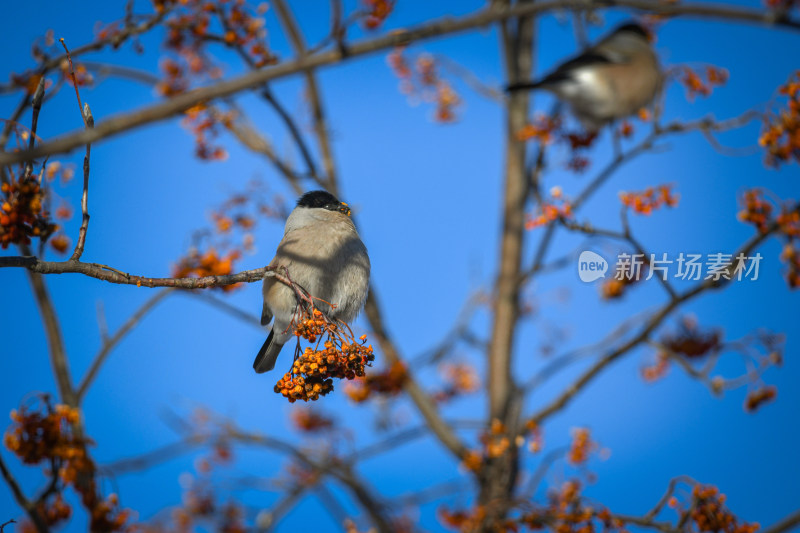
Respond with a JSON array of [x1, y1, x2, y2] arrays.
[[253, 330, 283, 373], [506, 79, 546, 92]]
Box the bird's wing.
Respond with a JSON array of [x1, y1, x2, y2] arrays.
[[260, 300, 273, 326], [537, 51, 616, 86]]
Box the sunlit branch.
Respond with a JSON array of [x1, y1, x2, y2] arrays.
[[2, 0, 796, 167], [0, 257, 270, 288]]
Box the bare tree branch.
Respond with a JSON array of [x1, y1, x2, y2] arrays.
[[273, 0, 338, 188], [762, 509, 800, 533]]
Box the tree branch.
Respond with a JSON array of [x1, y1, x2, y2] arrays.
[[762, 509, 800, 533], [2, 0, 796, 167], [0, 453, 48, 533], [526, 219, 785, 429], [363, 289, 469, 460], [0, 256, 270, 289], [272, 0, 338, 187]]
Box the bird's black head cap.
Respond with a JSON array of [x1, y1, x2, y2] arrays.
[[613, 22, 650, 39], [297, 190, 351, 216], [298, 190, 340, 208]]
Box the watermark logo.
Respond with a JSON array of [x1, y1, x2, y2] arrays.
[[578, 251, 608, 282], [577, 251, 764, 284]]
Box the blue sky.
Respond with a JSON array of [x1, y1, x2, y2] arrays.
[[1, 1, 799, 531]]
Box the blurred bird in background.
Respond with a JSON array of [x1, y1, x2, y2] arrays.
[[253, 190, 371, 373], [507, 22, 662, 131]]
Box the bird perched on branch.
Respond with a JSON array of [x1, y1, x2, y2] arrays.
[[254, 190, 371, 373], [507, 22, 661, 131]]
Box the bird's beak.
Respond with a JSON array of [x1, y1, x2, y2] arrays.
[[338, 202, 352, 217]]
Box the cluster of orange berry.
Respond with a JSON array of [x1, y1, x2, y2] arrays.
[[760, 70, 799, 167], [517, 481, 620, 533], [439, 505, 491, 532], [619, 184, 679, 215], [274, 309, 375, 403], [290, 408, 335, 433], [15, 493, 74, 533], [4, 401, 81, 465], [737, 189, 773, 233], [432, 362, 480, 403], [0, 178, 59, 249], [737, 188, 800, 287], [387, 49, 462, 123], [687, 485, 760, 533], [174, 179, 285, 288], [182, 103, 233, 161], [166, 481, 244, 533], [219, 1, 275, 66], [661, 318, 721, 359], [480, 419, 512, 460], [516, 117, 599, 172], [461, 419, 542, 474], [344, 361, 406, 403], [524, 419, 544, 453], [363, 0, 395, 29], [601, 260, 647, 300], [781, 243, 800, 288], [5, 397, 132, 532], [517, 115, 561, 144], [641, 353, 669, 382], [439, 481, 624, 533], [156, 58, 189, 96], [679, 65, 729, 100], [567, 428, 596, 465], [744, 386, 777, 412], [172, 247, 242, 291], [440, 505, 530, 533], [59, 60, 93, 87], [155, 0, 275, 99], [778, 207, 800, 287], [293, 308, 329, 342], [526, 196, 573, 229]]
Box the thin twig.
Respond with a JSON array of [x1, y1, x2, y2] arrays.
[[69, 103, 93, 261], [76, 289, 173, 401]]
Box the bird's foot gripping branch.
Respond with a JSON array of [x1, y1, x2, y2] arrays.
[[273, 306, 375, 403]]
